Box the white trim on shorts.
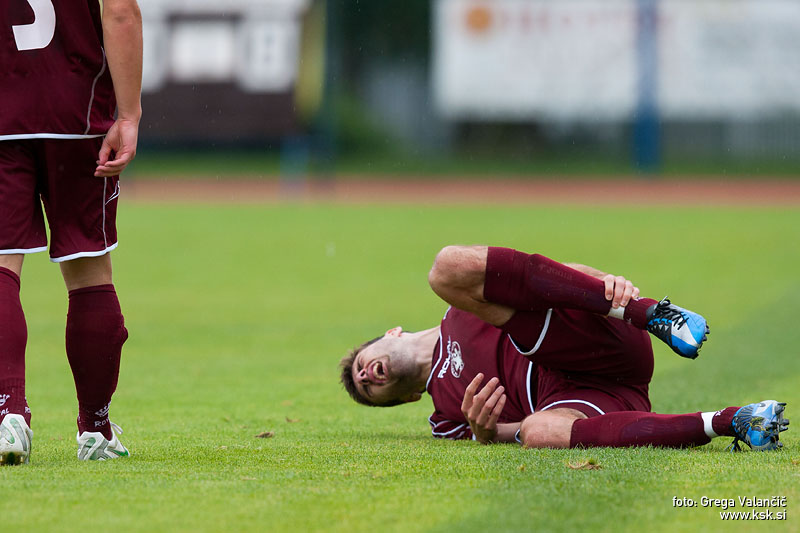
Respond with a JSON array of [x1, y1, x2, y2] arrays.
[[526, 362, 535, 414], [0, 246, 48, 255], [50, 242, 118, 263], [508, 308, 553, 356], [0, 133, 105, 141], [540, 399, 605, 416], [102, 177, 108, 248]]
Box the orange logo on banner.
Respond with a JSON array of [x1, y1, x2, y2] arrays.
[[465, 5, 492, 33]]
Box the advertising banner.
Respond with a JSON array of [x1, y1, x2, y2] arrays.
[[434, 0, 800, 121]]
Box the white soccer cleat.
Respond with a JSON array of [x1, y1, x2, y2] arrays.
[[76, 422, 130, 461], [0, 414, 33, 465]]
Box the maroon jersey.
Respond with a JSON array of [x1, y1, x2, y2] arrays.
[[426, 307, 536, 441], [425, 307, 653, 440], [0, 0, 115, 139]]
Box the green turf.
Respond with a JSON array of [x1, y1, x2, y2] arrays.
[[128, 148, 800, 179], [3, 203, 799, 532]]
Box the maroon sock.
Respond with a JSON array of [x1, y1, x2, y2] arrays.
[[570, 412, 713, 448], [0, 267, 30, 426], [622, 298, 660, 329], [66, 284, 127, 439], [711, 407, 739, 437], [484, 247, 658, 328]]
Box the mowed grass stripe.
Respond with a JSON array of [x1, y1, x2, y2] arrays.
[[1, 204, 797, 532]]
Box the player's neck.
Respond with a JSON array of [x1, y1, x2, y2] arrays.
[[409, 326, 440, 386]]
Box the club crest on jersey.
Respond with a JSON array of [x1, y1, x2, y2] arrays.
[[438, 336, 465, 379]]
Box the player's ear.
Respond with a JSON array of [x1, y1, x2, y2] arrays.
[[386, 326, 403, 337]]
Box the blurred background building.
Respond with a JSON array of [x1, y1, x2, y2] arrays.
[[135, 0, 800, 176]]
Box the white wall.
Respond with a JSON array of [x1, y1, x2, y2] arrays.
[[434, 0, 800, 121], [140, 0, 310, 93]]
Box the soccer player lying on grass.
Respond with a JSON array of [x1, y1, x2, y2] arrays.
[[340, 246, 789, 451]]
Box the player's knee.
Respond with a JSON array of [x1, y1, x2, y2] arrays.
[[60, 254, 113, 291], [520, 416, 549, 448], [519, 412, 573, 449], [428, 246, 460, 292]]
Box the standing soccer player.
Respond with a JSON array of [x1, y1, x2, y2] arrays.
[[0, 0, 143, 463]]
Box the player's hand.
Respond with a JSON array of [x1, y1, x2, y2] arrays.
[[95, 118, 140, 177], [602, 274, 640, 309], [461, 373, 506, 444]]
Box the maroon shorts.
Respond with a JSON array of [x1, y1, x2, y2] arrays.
[[514, 309, 654, 417], [0, 138, 119, 262], [534, 371, 651, 418]]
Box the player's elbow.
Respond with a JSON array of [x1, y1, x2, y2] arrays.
[[103, 0, 142, 28]]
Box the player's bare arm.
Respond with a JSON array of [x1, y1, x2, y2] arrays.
[[95, 0, 143, 178], [461, 373, 520, 444], [565, 263, 640, 309]]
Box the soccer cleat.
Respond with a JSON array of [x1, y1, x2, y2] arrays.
[[646, 297, 709, 359], [0, 414, 33, 465], [729, 400, 789, 452], [76, 422, 130, 461]]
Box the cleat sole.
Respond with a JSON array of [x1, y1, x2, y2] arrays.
[[0, 452, 24, 466], [732, 400, 788, 451], [767, 402, 788, 450]]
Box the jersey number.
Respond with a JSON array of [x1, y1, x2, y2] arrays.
[[13, 0, 55, 51]]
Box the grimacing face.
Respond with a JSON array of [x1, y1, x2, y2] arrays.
[[351, 327, 424, 406]]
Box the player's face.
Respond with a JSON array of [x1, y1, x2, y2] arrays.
[[351, 327, 423, 405]]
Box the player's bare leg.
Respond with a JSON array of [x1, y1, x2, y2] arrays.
[[0, 254, 23, 277], [0, 253, 33, 465], [518, 409, 587, 449], [564, 405, 788, 450], [60, 254, 129, 460], [60, 254, 113, 290], [429, 245, 708, 359]]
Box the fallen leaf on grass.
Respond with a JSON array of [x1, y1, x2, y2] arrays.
[[567, 459, 602, 470], [791, 459, 800, 466], [285, 417, 300, 423], [281, 400, 294, 407], [241, 476, 257, 481], [518, 464, 526, 472], [254, 431, 274, 439]]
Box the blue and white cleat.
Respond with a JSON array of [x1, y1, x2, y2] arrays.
[[646, 298, 709, 359], [730, 400, 789, 451]]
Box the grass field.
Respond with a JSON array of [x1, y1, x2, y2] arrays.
[[2, 199, 799, 532], [127, 148, 800, 179]]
